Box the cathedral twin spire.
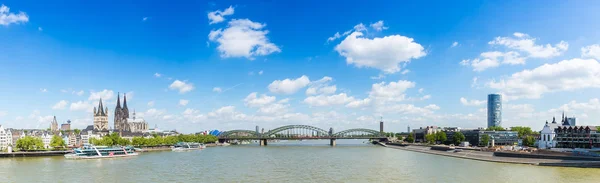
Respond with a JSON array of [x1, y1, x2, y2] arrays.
[[114, 92, 130, 131]]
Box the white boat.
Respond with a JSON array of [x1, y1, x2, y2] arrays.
[[64, 144, 138, 159], [172, 142, 205, 151]]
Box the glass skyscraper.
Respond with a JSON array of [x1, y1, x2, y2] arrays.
[[487, 94, 502, 128]]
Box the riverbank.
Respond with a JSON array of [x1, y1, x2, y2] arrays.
[[386, 144, 600, 168]]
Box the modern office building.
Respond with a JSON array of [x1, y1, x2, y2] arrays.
[[555, 126, 600, 148], [487, 94, 502, 128]]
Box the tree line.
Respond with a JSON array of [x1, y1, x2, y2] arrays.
[[90, 133, 219, 147]]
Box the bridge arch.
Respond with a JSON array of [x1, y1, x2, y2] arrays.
[[218, 130, 259, 138], [264, 125, 329, 137], [333, 128, 382, 137]]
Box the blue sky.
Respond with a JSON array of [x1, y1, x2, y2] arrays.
[[1, 0, 600, 133]]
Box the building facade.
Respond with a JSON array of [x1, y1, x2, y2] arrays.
[[412, 126, 442, 143], [0, 126, 13, 151], [487, 94, 502, 128], [555, 126, 600, 148], [93, 99, 109, 131], [61, 120, 71, 131], [114, 93, 131, 132]]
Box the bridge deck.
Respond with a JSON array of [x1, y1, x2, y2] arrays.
[[218, 137, 386, 140]]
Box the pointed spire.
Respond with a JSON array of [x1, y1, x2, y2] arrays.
[[123, 93, 128, 109], [116, 92, 121, 109], [98, 98, 106, 116], [123, 93, 129, 118]]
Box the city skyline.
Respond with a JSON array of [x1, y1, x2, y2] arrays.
[[1, 0, 600, 133]]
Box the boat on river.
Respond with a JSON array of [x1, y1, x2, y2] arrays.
[[172, 142, 206, 151], [64, 144, 138, 159]]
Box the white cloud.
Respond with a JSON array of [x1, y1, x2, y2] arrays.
[[38, 27, 42, 31], [582, 44, 600, 60], [75, 90, 84, 96], [488, 58, 600, 100], [370, 74, 386, 80], [335, 32, 426, 73], [40, 88, 48, 93], [551, 98, 600, 113], [460, 97, 486, 106], [369, 80, 415, 102], [207, 6, 234, 24], [471, 77, 478, 88], [154, 73, 162, 78], [369, 20, 388, 31], [0, 4, 29, 26], [88, 89, 114, 101], [327, 22, 378, 43], [306, 76, 336, 95], [213, 87, 222, 93], [268, 75, 310, 94], [179, 99, 189, 106], [147, 101, 155, 107], [257, 102, 289, 115], [258, 70, 263, 75], [489, 33, 568, 58], [377, 104, 438, 114], [145, 108, 166, 118], [70, 101, 93, 112], [418, 88, 424, 93], [304, 93, 356, 107], [460, 51, 524, 72], [462, 32, 567, 71], [169, 80, 194, 94], [451, 42, 459, 48], [345, 98, 371, 108], [401, 70, 410, 75], [142, 17, 148, 21], [424, 104, 441, 110], [209, 19, 280, 59], [244, 92, 276, 107], [52, 100, 68, 110]]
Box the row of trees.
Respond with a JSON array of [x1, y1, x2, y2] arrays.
[[89, 133, 219, 147], [404, 131, 466, 145], [15, 135, 67, 151]]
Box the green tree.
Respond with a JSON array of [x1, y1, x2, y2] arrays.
[[510, 126, 533, 138], [453, 132, 465, 145], [436, 132, 447, 143], [480, 134, 490, 147], [16, 136, 45, 151], [486, 126, 505, 131], [425, 133, 436, 144], [405, 132, 415, 143], [50, 135, 66, 149], [73, 129, 81, 135], [522, 135, 535, 147]]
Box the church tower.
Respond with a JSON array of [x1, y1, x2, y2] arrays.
[[123, 93, 130, 119], [114, 93, 122, 131], [93, 98, 109, 131]]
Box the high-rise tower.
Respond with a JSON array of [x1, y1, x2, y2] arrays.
[[487, 94, 502, 128]]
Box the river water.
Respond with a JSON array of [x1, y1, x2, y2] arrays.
[[1, 139, 598, 183]]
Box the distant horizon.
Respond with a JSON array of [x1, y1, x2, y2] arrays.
[[1, 0, 600, 133]]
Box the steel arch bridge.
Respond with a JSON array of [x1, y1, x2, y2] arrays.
[[264, 125, 330, 137], [217, 124, 385, 139], [333, 128, 381, 137]]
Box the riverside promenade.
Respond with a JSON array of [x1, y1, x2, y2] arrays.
[[387, 144, 600, 168]]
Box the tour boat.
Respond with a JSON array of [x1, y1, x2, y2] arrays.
[[172, 142, 205, 151], [64, 144, 138, 159]]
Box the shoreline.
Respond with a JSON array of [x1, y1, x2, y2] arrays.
[[386, 144, 600, 168]]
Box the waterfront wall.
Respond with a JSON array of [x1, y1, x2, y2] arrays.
[[494, 152, 600, 161], [0, 151, 70, 158]]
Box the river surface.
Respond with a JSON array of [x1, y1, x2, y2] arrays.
[[1, 139, 599, 183]]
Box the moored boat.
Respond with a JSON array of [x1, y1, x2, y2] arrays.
[[64, 144, 138, 159], [172, 142, 205, 151]]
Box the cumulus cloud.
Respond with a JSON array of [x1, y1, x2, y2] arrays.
[[369, 80, 416, 102], [461, 32, 568, 71], [335, 32, 425, 73], [88, 89, 114, 101], [179, 99, 189, 106], [213, 87, 222, 93], [52, 100, 68, 110], [305, 76, 336, 95], [460, 97, 486, 106], [369, 20, 388, 31], [169, 80, 194, 94], [207, 6, 234, 24], [268, 75, 310, 94], [0, 4, 29, 26], [147, 101, 155, 107], [345, 98, 371, 108], [244, 92, 276, 107], [208, 19, 280, 59], [70, 101, 93, 112], [451, 42, 459, 48], [304, 93, 356, 107], [582, 44, 600, 60], [488, 58, 600, 100]]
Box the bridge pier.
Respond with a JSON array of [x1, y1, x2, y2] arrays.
[[260, 139, 268, 146], [330, 139, 336, 146]]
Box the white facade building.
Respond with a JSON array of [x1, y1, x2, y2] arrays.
[[539, 120, 560, 149], [0, 125, 13, 151], [41, 132, 52, 149]]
